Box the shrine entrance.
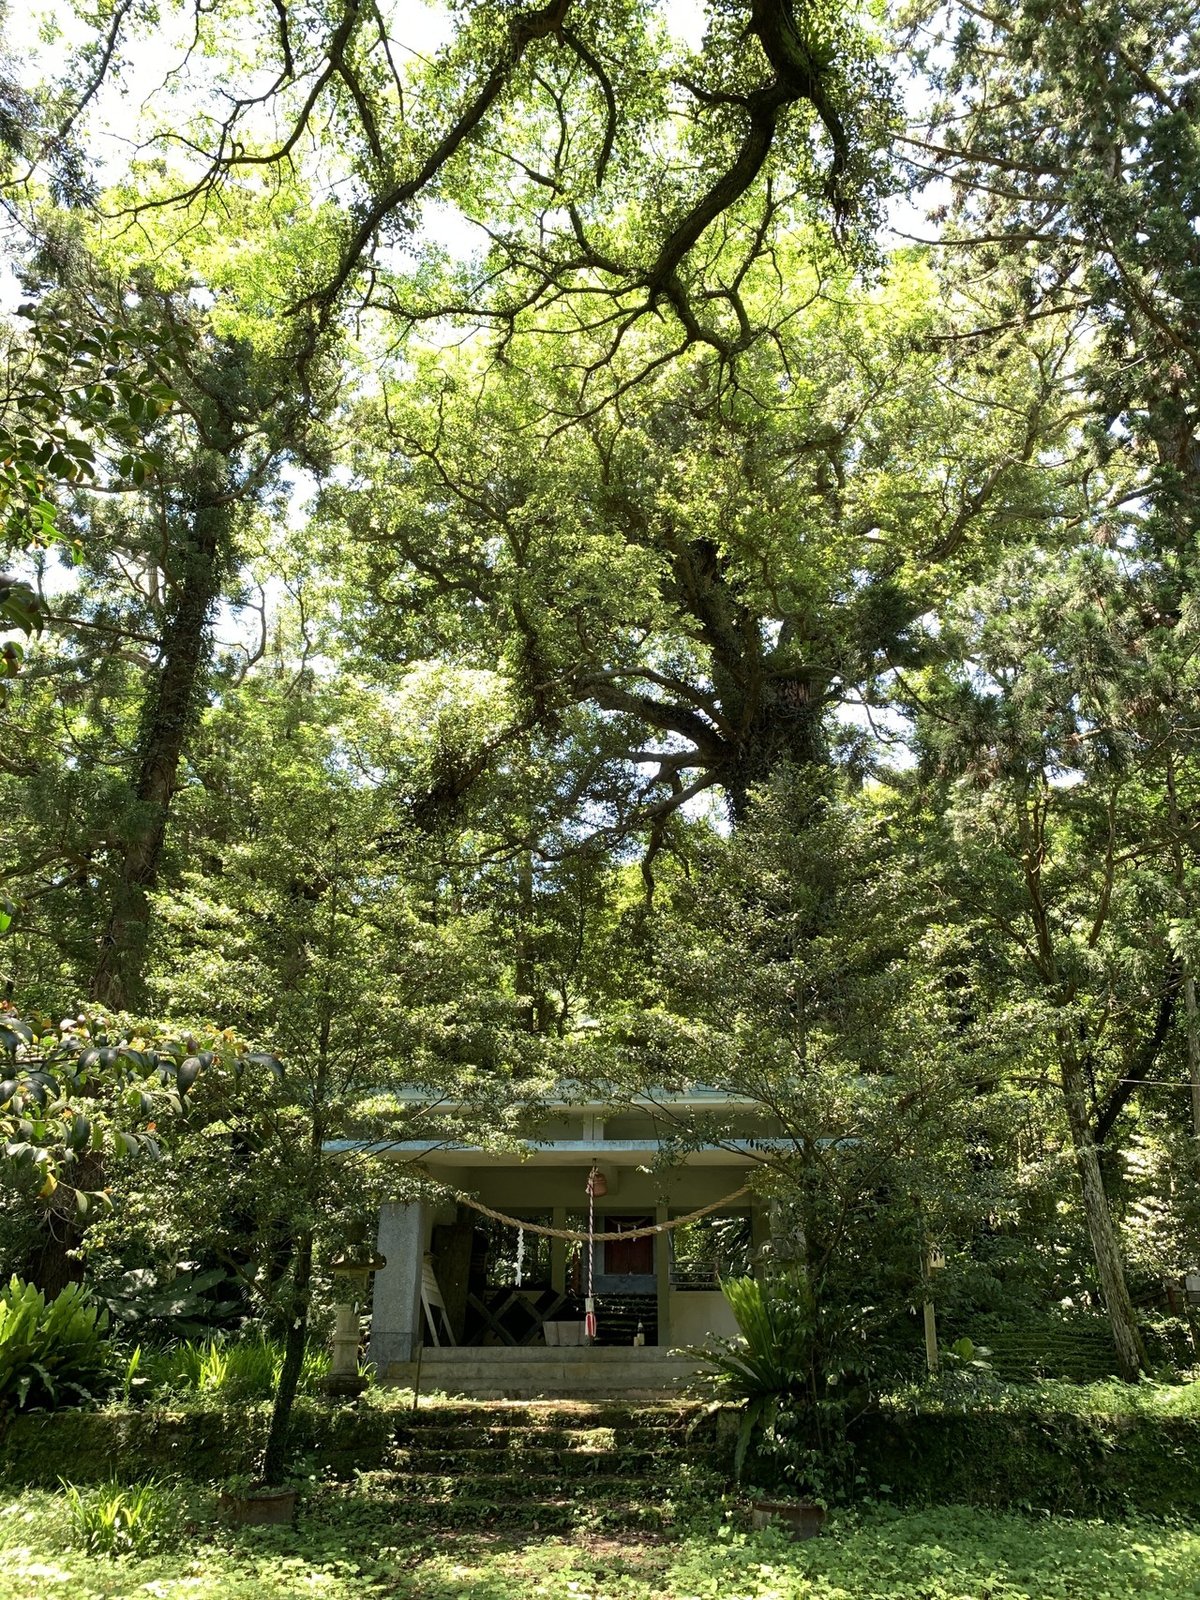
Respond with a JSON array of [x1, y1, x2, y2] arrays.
[[603, 1218, 654, 1277], [369, 1170, 758, 1375]]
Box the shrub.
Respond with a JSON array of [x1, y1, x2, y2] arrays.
[[94, 1262, 243, 1342], [62, 1477, 182, 1556], [0, 1277, 114, 1413], [698, 1272, 867, 1493], [142, 1330, 329, 1401]]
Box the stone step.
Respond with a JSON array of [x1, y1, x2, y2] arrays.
[[389, 1446, 702, 1476], [393, 1425, 707, 1451], [342, 1493, 677, 1532], [406, 1345, 701, 1362], [403, 1355, 696, 1375], [395, 1433, 700, 1459], [406, 1384, 694, 1401], [400, 1400, 706, 1427], [356, 1397, 735, 1507], [390, 1353, 704, 1398], [380, 1470, 724, 1499]]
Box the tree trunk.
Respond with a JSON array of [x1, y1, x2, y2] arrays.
[[724, 695, 827, 821], [1059, 1043, 1147, 1380], [1184, 973, 1200, 1178], [92, 480, 229, 1010], [261, 1228, 313, 1487], [261, 855, 337, 1485], [1165, 754, 1200, 1177]]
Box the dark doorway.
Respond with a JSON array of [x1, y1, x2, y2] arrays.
[[603, 1217, 654, 1276]]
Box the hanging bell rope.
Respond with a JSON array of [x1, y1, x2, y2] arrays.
[[443, 1182, 752, 1242], [585, 1165, 598, 1341]]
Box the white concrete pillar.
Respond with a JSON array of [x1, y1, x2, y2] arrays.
[[368, 1201, 424, 1373]]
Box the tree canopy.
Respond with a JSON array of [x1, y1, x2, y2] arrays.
[[0, 0, 1198, 1389]]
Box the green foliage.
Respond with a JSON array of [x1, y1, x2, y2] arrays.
[[30, 0, 899, 362], [0, 1007, 276, 1206], [855, 1396, 1200, 1517], [707, 1275, 817, 1402], [142, 1333, 329, 1403], [334, 259, 1067, 832], [62, 1477, 181, 1557], [0, 1277, 113, 1413], [700, 1272, 865, 1492], [3, 0, 1200, 1449], [916, 0, 1200, 547], [3, 1486, 1200, 1600], [4, 1381, 1200, 1522], [530, 1511, 1200, 1600], [0, 313, 178, 595], [94, 1263, 242, 1343], [967, 1319, 1120, 1386]]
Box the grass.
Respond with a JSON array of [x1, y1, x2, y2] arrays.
[[878, 1372, 1200, 1419], [1, 1485, 1198, 1599], [61, 1476, 182, 1556], [136, 1331, 331, 1402]]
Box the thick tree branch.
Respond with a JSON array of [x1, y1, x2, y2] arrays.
[[1095, 962, 1181, 1145]]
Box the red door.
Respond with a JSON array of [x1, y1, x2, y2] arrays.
[[604, 1217, 654, 1275]]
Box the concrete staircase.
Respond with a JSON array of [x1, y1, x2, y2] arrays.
[[345, 1399, 733, 1532], [387, 1345, 710, 1400]]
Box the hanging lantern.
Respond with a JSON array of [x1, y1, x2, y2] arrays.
[[586, 1165, 608, 1198]]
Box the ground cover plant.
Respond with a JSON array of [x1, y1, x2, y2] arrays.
[[60, 1476, 184, 1558], [1, 1488, 1198, 1600]]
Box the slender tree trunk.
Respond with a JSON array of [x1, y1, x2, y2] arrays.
[[1019, 787, 1145, 1379], [1059, 1041, 1147, 1380], [261, 843, 338, 1484], [261, 1228, 313, 1487], [1184, 975, 1200, 1168], [1165, 755, 1200, 1174], [92, 480, 229, 1009]]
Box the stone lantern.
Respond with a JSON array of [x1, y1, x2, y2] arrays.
[[324, 1224, 386, 1398]]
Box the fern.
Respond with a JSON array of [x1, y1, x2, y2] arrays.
[[0, 1277, 113, 1413], [697, 1272, 867, 1493]]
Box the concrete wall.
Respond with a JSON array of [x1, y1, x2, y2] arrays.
[[424, 1162, 748, 1215], [668, 1289, 739, 1348]]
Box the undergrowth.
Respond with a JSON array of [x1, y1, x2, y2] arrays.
[[878, 1373, 1200, 1419], [61, 1477, 184, 1557], [134, 1332, 329, 1402], [1, 1488, 1197, 1599]]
